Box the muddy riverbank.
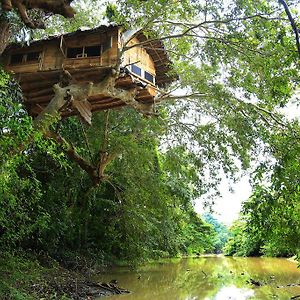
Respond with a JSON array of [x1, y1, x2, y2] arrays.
[[0, 251, 129, 299]]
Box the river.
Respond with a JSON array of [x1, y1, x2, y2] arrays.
[[97, 256, 300, 300]]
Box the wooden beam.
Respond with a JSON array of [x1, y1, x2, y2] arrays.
[[24, 95, 53, 104], [25, 87, 54, 98]]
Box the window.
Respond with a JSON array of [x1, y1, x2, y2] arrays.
[[26, 52, 40, 62], [131, 64, 142, 76], [67, 47, 84, 58], [130, 65, 156, 84], [67, 45, 102, 58], [85, 45, 101, 57], [144, 71, 154, 83], [10, 52, 41, 65], [10, 53, 23, 64]]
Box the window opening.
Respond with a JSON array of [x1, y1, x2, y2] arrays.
[[67, 47, 84, 58], [26, 52, 40, 62], [85, 45, 101, 57], [144, 71, 154, 83], [131, 64, 142, 76], [10, 53, 23, 64], [67, 45, 102, 58]]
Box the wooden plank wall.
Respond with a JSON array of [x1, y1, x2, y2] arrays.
[[42, 40, 63, 70], [4, 27, 120, 73], [63, 28, 119, 69], [123, 37, 156, 76]]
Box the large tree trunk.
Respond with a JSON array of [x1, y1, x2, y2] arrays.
[[0, 20, 11, 55], [33, 71, 152, 133]]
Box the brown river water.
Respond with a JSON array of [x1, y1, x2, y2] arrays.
[[97, 256, 300, 300]]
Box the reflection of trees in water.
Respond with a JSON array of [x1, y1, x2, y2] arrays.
[[168, 257, 251, 299], [173, 260, 220, 299], [100, 257, 300, 300], [225, 257, 300, 284]]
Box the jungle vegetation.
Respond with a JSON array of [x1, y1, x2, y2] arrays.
[[0, 0, 300, 281]]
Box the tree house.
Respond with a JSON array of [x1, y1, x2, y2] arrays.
[[1, 25, 176, 123]]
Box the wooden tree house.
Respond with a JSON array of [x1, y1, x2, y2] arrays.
[[1, 25, 176, 124]]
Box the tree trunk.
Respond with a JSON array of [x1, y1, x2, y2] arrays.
[[0, 20, 11, 55]]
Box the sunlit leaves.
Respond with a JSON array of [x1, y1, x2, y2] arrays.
[[230, 122, 300, 258]]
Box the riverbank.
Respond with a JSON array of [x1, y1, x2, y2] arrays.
[[0, 251, 129, 299], [2, 251, 299, 299]]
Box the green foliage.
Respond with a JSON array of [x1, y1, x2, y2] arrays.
[[240, 122, 300, 258], [25, 110, 214, 262], [0, 252, 42, 299], [0, 92, 214, 261], [202, 213, 230, 253], [0, 69, 45, 247], [0, 69, 32, 160], [223, 220, 263, 257], [224, 124, 300, 258], [0, 69, 67, 249], [2, 0, 300, 267], [179, 211, 215, 255]]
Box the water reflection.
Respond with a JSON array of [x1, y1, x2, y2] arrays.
[[211, 285, 254, 300], [97, 257, 300, 300]]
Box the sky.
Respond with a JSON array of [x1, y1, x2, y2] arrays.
[[194, 95, 300, 226], [194, 175, 252, 226]]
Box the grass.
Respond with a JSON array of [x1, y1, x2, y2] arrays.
[[0, 249, 121, 299], [0, 250, 68, 299]]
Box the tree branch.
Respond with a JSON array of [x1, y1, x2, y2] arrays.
[[1, 0, 76, 29], [278, 0, 300, 58], [45, 131, 98, 181]]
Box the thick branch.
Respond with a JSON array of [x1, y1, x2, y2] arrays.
[[153, 14, 285, 28], [278, 0, 300, 58], [34, 69, 155, 131], [45, 131, 118, 186], [45, 131, 97, 180], [31, 73, 140, 184], [0, 20, 11, 55], [34, 81, 93, 132], [1, 0, 75, 29], [98, 152, 118, 179], [125, 32, 263, 57]]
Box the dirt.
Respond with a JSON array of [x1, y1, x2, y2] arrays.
[[30, 276, 130, 299], [0, 251, 130, 299]]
